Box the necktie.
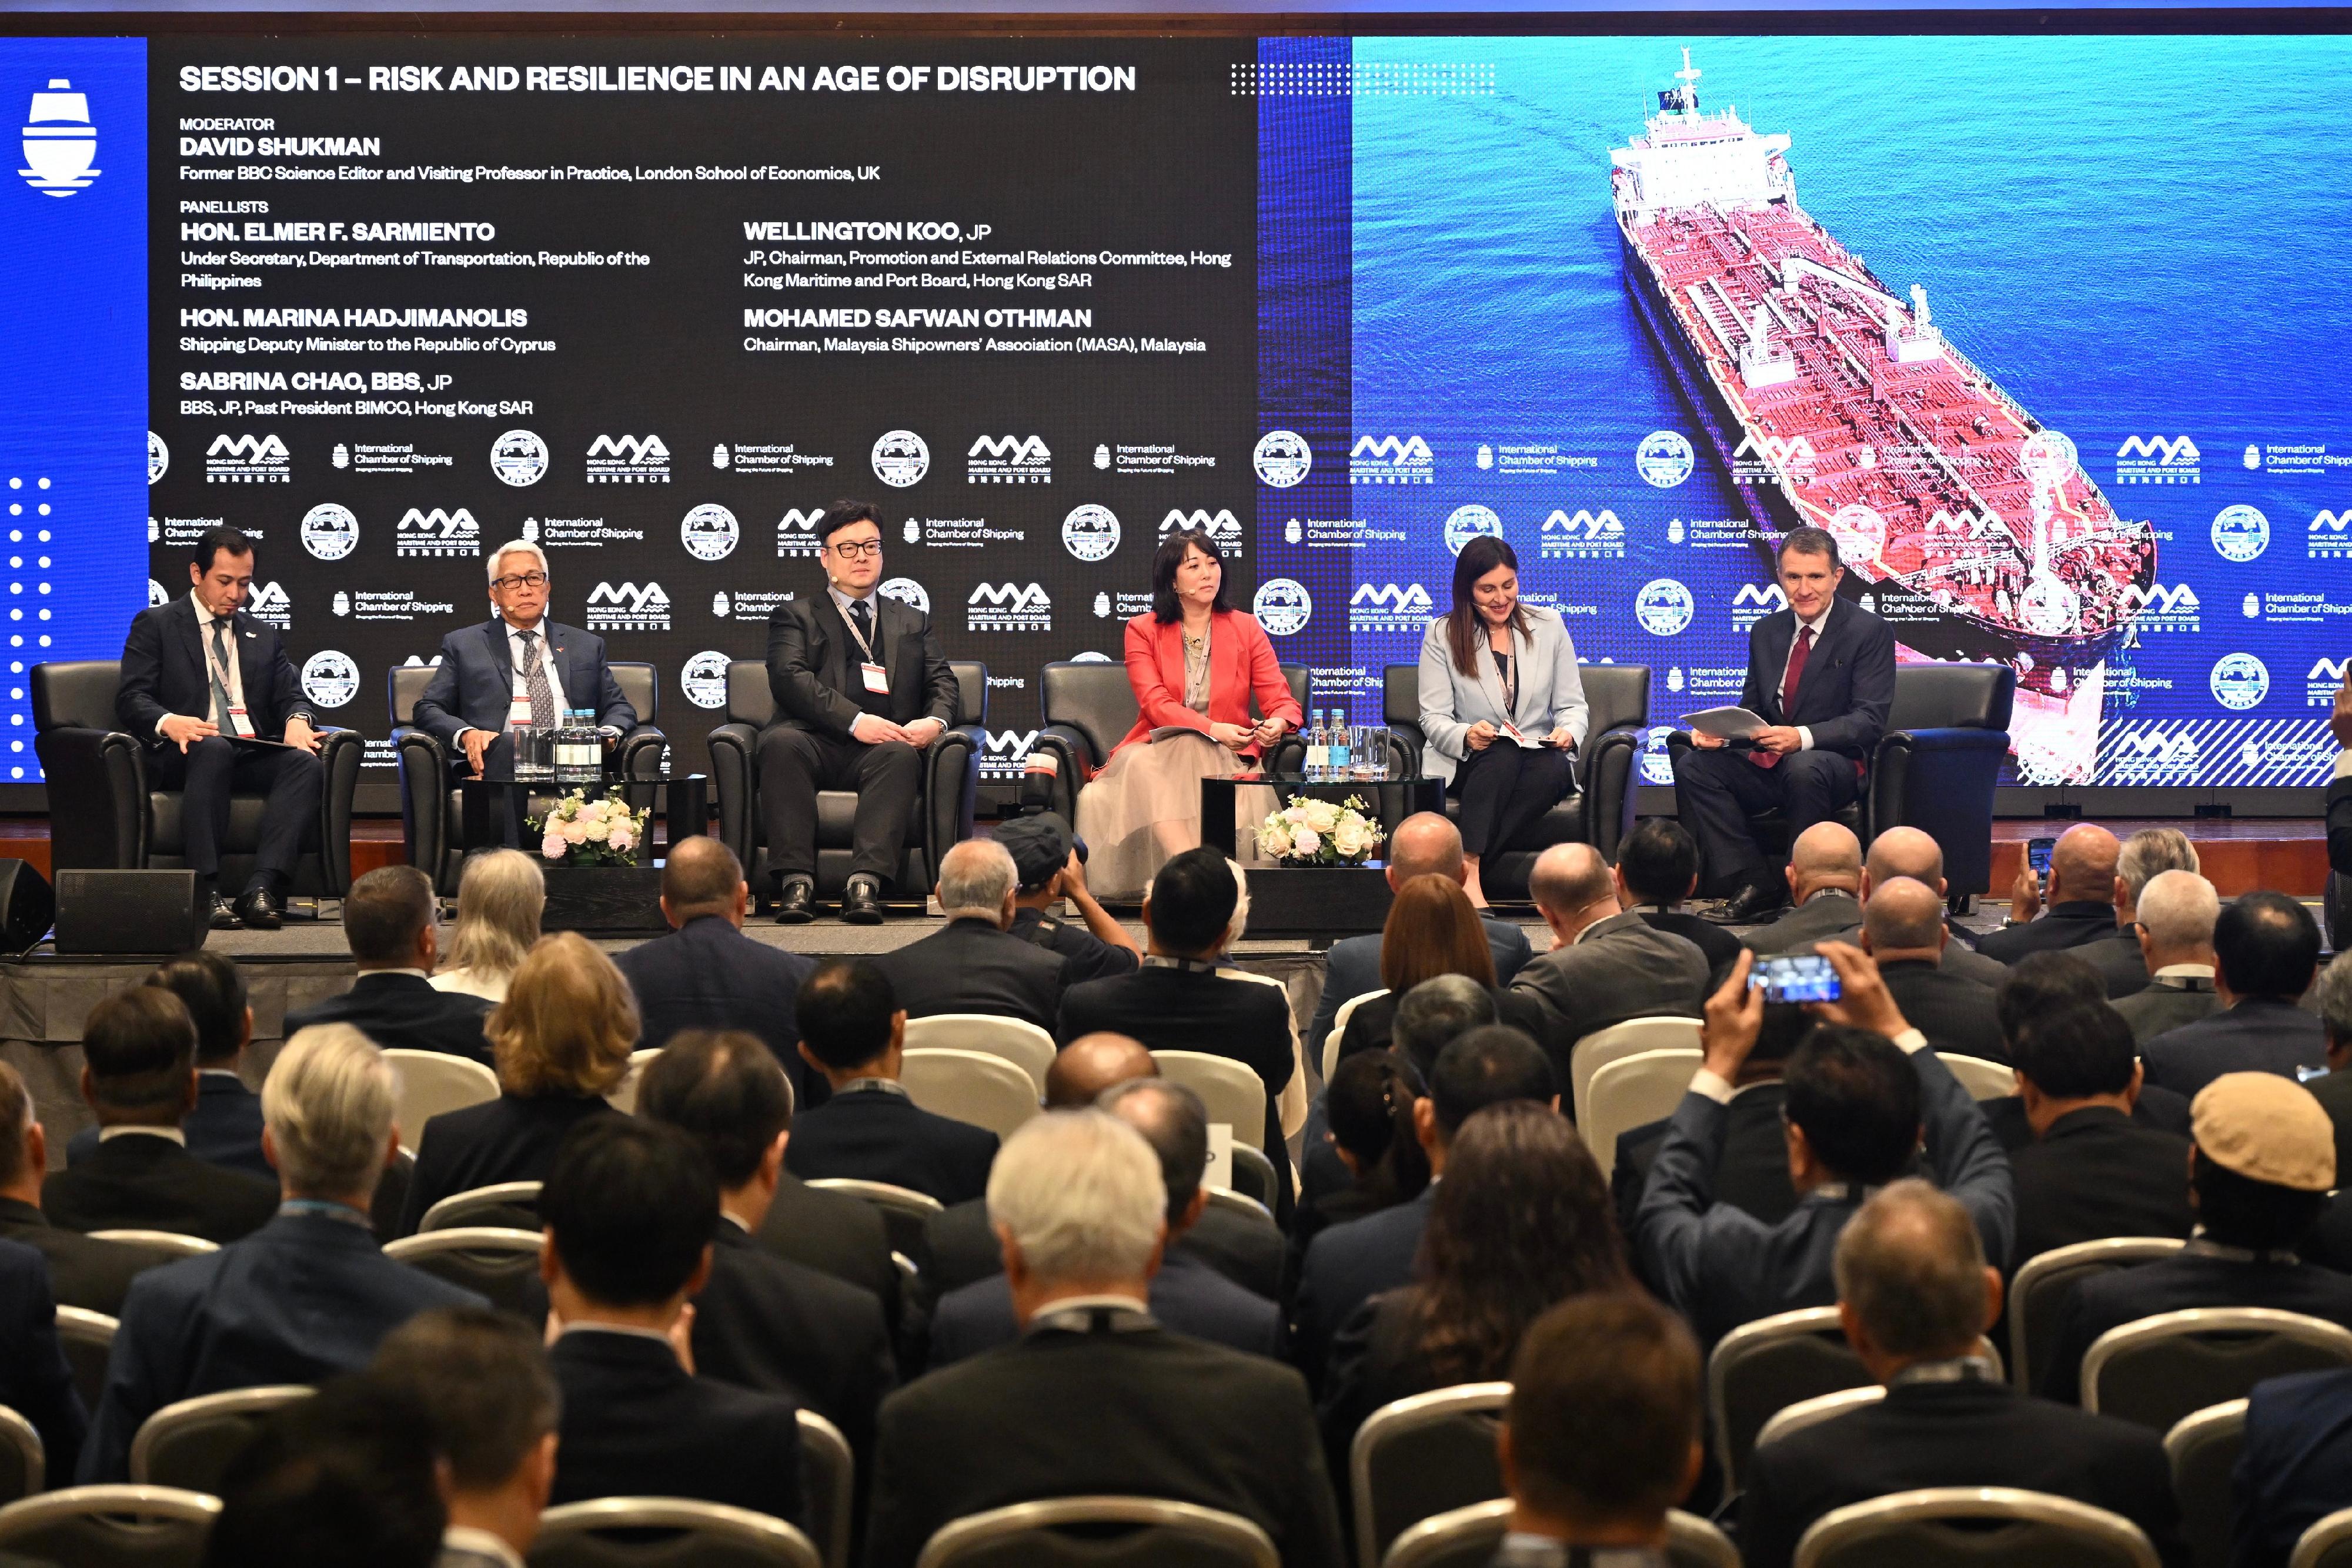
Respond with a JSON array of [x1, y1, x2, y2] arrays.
[[207, 620, 237, 730], [517, 630, 557, 728], [1753, 624, 1813, 771], [850, 597, 875, 652]]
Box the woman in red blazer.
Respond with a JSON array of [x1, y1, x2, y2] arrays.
[[1076, 527, 1302, 898]]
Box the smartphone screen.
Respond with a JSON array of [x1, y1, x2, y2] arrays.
[[2027, 836, 2056, 885], [1749, 953, 1842, 1004]]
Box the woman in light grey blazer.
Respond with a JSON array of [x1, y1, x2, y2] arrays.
[[1417, 536, 1587, 905]]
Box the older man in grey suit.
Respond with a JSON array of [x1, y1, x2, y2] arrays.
[[1509, 843, 1710, 1091], [2110, 870, 2221, 1044]]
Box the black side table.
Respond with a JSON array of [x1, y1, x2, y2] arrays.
[[459, 774, 708, 858], [1199, 775, 1445, 860]]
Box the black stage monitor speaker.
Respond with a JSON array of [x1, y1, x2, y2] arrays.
[[0, 860, 54, 955], [53, 870, 206, 956]]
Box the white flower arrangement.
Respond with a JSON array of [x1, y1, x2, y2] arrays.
[[531, 791, 650, 868], [1257, 794, 1384, 867]]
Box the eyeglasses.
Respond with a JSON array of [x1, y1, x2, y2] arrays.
[[830, 539, 883, 559], [492, 571, 549, 591]]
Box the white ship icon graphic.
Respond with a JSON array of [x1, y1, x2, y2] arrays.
[[21, 79, 99, 197]]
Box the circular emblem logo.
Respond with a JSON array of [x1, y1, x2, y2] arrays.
[[680, 503, 740, 562], [2019, 429, 2079, 488], [2019, 575, 2083, 637], [1442, 504, 1504, 556], [871, 430, 930, 488], [2210, 652, 2270, 711], [489, 429, 548, 488], [1071, 650, 1112, 663], [1251, 578, 1312, 637], [1061, 504, 1121, 563], [1826, 504, 1886, 566], [1634, 578, 1695, 637], [1638, 727, 1676, 786], [877, 577, 930, 616], [147, 579, 169, 608], [1636, 431, 1695, 489], [146, 432, 168, 486], [1253, 430, 1311, 489], [300, 649, 360, 709], [300, 503, 359, 561], [681, 650, 732, 710], [2212, 504, 2270, 564]]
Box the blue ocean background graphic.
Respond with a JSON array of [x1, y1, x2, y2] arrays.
[[1334, 34, 2352, 787]]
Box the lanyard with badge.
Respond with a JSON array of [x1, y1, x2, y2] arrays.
[[202, 617, 257, 737], [840, 599, 890, 696]]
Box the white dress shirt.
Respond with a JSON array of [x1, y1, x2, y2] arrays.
[[458, 617, 616, 743], [165, 592, 311, 737], [1778, 599, 1833, 753]]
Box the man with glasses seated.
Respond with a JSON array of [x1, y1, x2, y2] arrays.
[[413, 540, 637, 795], [759, 499, 959, 925]]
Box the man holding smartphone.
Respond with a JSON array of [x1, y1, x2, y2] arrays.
[[1980, 823, 2122, 964]]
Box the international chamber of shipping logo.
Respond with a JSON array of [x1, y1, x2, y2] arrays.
[[872, 430, 930, 489], [1349, 435, 1434, 486], [967, 435, 1051, 485], [1636, 431, 1695, 489], [2116, 435, 2201, 486], [1349, 582, 1432, 633], [1539, 509, 1625, 560], [1443, 504, 1503, 557], [396, 507, 480, 559], [1634, 578, 1695, 637], [680, 504, 739, 561], [967, 582, 1051, 633], [2212, 504, 2270, 564], [490, 430, 549, 487], [586, 434, 671, 485], [300, 503, 359, 561], [1252, 579, 1312, 637], [681, 650, 731, 709], [300, 650, 359, 707], [147, 433, 167, 486], [2210, 652, 2270, 711], [878, 577, 930, 616], [206, 433, 290, 485], [586, 581, 671, 633], [19, 79, 99, 198], [147, 579, 168, 608], [1254, 430, 1311, 489], [2311, 511, 2352, 560], [1061, 504, 1120, 563]]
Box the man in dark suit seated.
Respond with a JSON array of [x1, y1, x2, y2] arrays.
[[116, 524, 325, 931], [873, 838, 1070, 1033], [2071, 828, 2203, 999], [2143, 891, 2326, 1099], [1292, 1027, 1555, 1389], [540, 1118, 803, 1521], [371, 1307, 560, 1568], [0, 1064, 150, 1315], [2043, 1072, 2352, 1405], [66, 952, 269, 1181], [760, 499, 961, 926], [1740, 1181, 2185, 1568], [2006, 1004, 2194, 1270], [1740, 822, 1863, 958], [1635, 947, 2014, 1349], [1000, 813, 1141, 987], [1613, 817, 1743, 985], [2306, 963, 2352, 1200], [1671, 526, 1896, 923], [2112, 870, 2222, 1044], [201, 1374, 447, 1568], [1978, 822, 2124, 964], [1305, 813, 1535, 1051], [930, 1078, 1279, 1368], [637, 1029, 896, 1470], [865, 1108, 1344, 1568], [1509, 842, 1710, 1089], [612, 836, 817, 1106], [1859, 877, 2006, 1063], [2230, 1359, 2352, 1568], [1760, 827, 2008, 988], [786, 958, 998, 1206], [1979, 951, 2191, 1153], [79, 1024, 484, 1482], [411, 539, 636, 787], [285, 866, 494, 1064], [0, 1235, 88, 1485], [42, 984, 278, 1243]]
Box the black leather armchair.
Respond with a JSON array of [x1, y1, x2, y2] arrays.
[[390, 662, 668, 895], [1030, 661, 1310, 824], [707, 660, 985, 903], [33, 659, 365, 897], [1665, 662, 2015, 901]]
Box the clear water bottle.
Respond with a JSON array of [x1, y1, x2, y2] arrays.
[[1305, 709, 1328, 782], [507, 714, 547, 781], [555, 710, 600, 784], [1328, 714, 1352, 782]]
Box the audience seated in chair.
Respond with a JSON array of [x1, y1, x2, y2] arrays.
[[613, 836, 819, 1109], [201, 1373, 446, 1568], [286, 866, 494, 1065], [399, 932, 633, 1235], [2073, 828, 2203, 1001], [1614, 817, 1744, 987], [873, 838, 1073, 1034], [786, 958, 999, 1207], [1977, 951, 2191, 1153], [2226, 1350, 2352, 1568], [429, 850, 543, 1005], [371, 1307, 559, 1568], [1509, 843, 1709, 1091], [0, 1062, 154, 1315], [65, 950, 272, 1182], [2141, 891, 2326, 1100], [0, 1228, 86, 1487], [2042, 1071, 2352, 1403], [1750, 826, 2007, 988], [930, 1077, 1279, 1369], [2307, 961, 2352, 1212], [1490, 1293, 1703, 1568], [1979, 823, 2126, 964], [81, 1024, 482, 1483], [1738, 1180, 2184, 1568], [1633, 945, 2014, 1349], [1294, 1051, 1432, 1286], [1303, 975, 1493, 1221], [539, 1116, 803, 1522], [999, 811, 1141, 984], [1739, 823, 1865, 958], [863, 1108, 1344, 1568], [1856, 878, 2006, 1063], [43, 984, 278, 1244], [1336, 877, 1547, 1061], [2005, 1003, 2196, 1269], [636, 1028, 897, 1470], [2111, 870, 2222, 1044]]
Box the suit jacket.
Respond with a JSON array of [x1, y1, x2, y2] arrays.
[[1982, 1087, 2192, 1154], [1009, 905, 1140, 987], [766, 591, 956, 738], [1877, 959, 2008, 1064], [928, 1248, 1279, 1370], [922, 1198, 1283, 1304], [1741, 891, 1862, 957], [2141, 998, 2327, 1101], [1413, 607, 1588, 784], [0, 1198, 153, 1317], [783, 1085, 998, 1208], [1774, 917, 2009, 988], [2007, 1106, 2195, 1271], [2233, 1365, 2352, 1568], [411, 617, 634, 744], [2310, 1072, 2352, 1223], [1976, 901, 2123, 965], [1335, 985, 1548, 1064], [285, 972, 494, 1066], [548, 1328, 802, 1523], [0, 1236, 86, 1485], [68, 1071, 272, 1183], [1738, 598, 1896, 761], [1109, 610, 1301, 762], [1058, 965, 1296, 1165], [757, 1173, 900, 1326], [1611, 1082, 1794, 1277], [116, 594, 311, 743], [42, 1131, 279, 1245], [866, 1313, 1343, 1568], [399, 1093, 616, 1236], [2042, 1246, 2352, 1405], [871, 916, 1070, 1034], [1739, 1376, 2186, 1568], [2077, 932, 2153, 998], [612, 915, 819, 1109], [1291, 1187, 1432, 1390], [2330, 775, 2352, 878], [80, 1210, 483, 1482], [2113, 974, 2220, 1044], [1508, 912, 1710, 1094], [1638, 908, 1745, 987], [1306, 919, 1533, 1051]]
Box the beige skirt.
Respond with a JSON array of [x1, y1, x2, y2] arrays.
[[1076, 731, 1241, 900]]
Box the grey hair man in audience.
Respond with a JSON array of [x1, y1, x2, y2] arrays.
[[372, 1306, 562, 1568], [2074, 827, 2204, 998], [872, 837, 1071, 1033], [2311, 961, 2352, 1196], [1739, 1180, 2183, 1568], [2110, 870, 2221, 1043]]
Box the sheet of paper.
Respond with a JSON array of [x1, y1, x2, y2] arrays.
[[1680, 706, 1769, 741], [1205, 1123, 1234, 1191]]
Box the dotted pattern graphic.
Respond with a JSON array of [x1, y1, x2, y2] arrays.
[[1, 476, 56, 779], [1230, 62, 1496, 97]]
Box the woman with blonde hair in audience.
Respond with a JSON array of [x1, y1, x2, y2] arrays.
[[398, 931, 637, 1233], [1334, 872, 1544, 1058], [430, 849, 543, 1003]]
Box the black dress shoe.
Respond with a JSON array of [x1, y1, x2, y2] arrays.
[[233, 885, 283, 932], [208, 895, 239, 931], [840, 878, 885, 926], [1721, 880, 1790, 924], [773, 880, 816, 925]]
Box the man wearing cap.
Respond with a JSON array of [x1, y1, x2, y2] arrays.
[[1000, 814, 1141, 985], [2042, 1072, 2352, 1405], [869, 839, 1070, 1034]]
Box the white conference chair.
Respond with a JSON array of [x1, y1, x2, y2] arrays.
[[1793, 1486, 2159, 1568], [2166, 1398, 2247, 1568], [1581, 1047, 1702, 1175], [798, 1409, 854, 1568], [55, 1307, 115, 1413], [1324, 989, 1387, 1081], [417, 1180, 542, 1233], [86, 1231, 217, 1261], [532, 1497, 821, 1568], [0, 1409, 39, 1506], [129, 1386, 312, 1493], [0, 1485, 220, 1565], [383, 1049, 500, 1154], [899, 1048, 1040, 1141], [903, 1015, 1056, 1095], [604, 1047, 663, 1115], [1752, 1386, 1886, 1453], [916, 1497, 1277, 1568], [1569, 1017, 1703, 1128], [2082, 1308, 2352, 1432], [1939, 1053, 2018, 1102], [1153, 1051, 1269, 1152]]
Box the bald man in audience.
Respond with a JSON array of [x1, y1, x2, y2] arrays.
[[1775, 826, 2007, 987], [2111, 870, 2221, 1042], [1741, 823, 1863, 957], [1979, 823, 2123, 964], [1509, 843, 1709, 1087], [1860, 878, 2006, 1062]]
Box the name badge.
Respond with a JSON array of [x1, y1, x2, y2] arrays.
[[507, 695, 534, 728], [225, 704, 256, 738], [860, 661, 890, 695]]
